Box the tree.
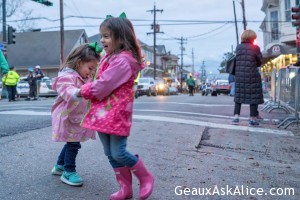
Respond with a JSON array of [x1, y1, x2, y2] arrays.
[[218, 52, 234, 73], [0, 0, 36, 31]]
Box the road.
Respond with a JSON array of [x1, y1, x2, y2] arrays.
[[0, 93, 294, 137], [0, 94, 299, 199]]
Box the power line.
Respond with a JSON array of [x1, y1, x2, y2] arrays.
[[6, 15, 291, 24]]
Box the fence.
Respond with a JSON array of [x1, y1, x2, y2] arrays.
[[264, 66, 300, 129]]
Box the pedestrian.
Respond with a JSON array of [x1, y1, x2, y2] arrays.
[[2, 66, 19, 102], [50, 42, 101, 186], [232, 29, 264, 126], [78, 13, 154, 200], [25, 68, 38, 101], [34, 65, 44, 97], [228, 73, 235, 96], [34, 65, 44, 80], [0, 51, 9, 75], [0, 51, 9, 100], [186, 74, 196, 96]]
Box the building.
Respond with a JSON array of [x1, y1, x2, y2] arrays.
[[6, 29, 89, 78], [5, 29, 178, 80], [260, 0, 299, 74]]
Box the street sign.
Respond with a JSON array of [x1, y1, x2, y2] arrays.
[[0, 43, 3, 50]]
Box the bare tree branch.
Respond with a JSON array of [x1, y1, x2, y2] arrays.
[[0, 0, 36, 30]]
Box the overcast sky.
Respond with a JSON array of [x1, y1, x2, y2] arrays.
[[10, 0, 265, 74]]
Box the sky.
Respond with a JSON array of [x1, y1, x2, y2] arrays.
[[9, 0, 265, 75]]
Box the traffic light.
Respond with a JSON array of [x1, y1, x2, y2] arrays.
[[32, 0, 53, 6], [7, 26, 16, 44], [291, 6, 300, 27]]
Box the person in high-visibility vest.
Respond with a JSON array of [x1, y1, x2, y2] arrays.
[[2, 66, 19, 101], [134, 72, 140, 99]]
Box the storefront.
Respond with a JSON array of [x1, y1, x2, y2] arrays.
[[261, 44, 297, 74]]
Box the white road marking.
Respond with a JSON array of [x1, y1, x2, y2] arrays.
[[135, 109, 244, 120], [134, 115, 294, 136], [135, 102, 233, 107], [0, 110, 51, 115], [0, 110, 293, 136]]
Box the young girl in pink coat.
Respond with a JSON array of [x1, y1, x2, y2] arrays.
[[51, 43, 101, 186], [79, 14, 154, 200]]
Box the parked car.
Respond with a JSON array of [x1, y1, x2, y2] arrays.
[[16, 77, 57, 97], [156, 79, 169, 96], [136, 77, 157, 96], [163, 77, 180, 88], [168, 86, 179, 95], [212, 79, 231, 95]]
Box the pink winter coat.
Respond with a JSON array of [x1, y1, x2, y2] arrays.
[[51, 68, 96, 142], [81, 51, 143, 136]]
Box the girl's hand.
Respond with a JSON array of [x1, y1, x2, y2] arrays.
[[77, 89, 82, 97]]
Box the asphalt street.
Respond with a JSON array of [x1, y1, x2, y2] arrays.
[[0, 94, 299, 200]]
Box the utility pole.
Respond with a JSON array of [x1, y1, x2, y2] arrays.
[[201, 60, 205, 83], [60, 0, 64, 64], [176, 36, 187, 90], [2, 0, 7, 58], [241, 0, 247, 30], [147, 4, 163, 80], [192, 48, 195, 75], [2, 0, 6, 43], [233, 0, 239, 46]]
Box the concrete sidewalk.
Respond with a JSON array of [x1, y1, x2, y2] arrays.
[[0, 118, 299, 200]]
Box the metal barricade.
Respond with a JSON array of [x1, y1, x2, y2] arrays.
[[277, 67, 300, 129], [261, 68, 290, 113]]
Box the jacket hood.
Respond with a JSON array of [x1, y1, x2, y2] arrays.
[[52, 67, 79, 91]]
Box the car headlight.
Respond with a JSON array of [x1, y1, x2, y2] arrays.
[[158, 84, 164, 90]]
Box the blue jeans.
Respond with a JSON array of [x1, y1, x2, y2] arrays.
[[56, 142, 81, 172], [230, 82, 235, 96], [98, 133, 138, 168]]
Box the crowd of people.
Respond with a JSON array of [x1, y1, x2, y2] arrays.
[[1, 63, 44, 101]]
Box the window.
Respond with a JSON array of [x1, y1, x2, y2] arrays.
[[296, 0, 300, 6], [270, 11, 279, 41], [285, 0, 291, 21]]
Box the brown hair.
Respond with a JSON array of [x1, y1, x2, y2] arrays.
[[241, 29, 257, 43], [60, 43, 100, 71], [100, 17, 142, 64]]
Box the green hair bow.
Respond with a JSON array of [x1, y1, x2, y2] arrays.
[[89, 42, 102, 53], [106, 12, 127, 19]]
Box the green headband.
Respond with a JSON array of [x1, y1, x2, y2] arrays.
[[106, 12, 127, 19], [89, 42, 102, 54]]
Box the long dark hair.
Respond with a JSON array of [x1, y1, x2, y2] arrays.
[[60, 43, 100, 72], [100, 17, 142, 64]]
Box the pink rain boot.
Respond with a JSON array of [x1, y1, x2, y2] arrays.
[[130, 155, 154, 200], [110, 167, 133, 200]]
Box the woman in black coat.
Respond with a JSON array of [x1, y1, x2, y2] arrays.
[[232, 29, 263, 126]]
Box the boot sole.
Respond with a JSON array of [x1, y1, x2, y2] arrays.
[[110, 194, 133, 200]]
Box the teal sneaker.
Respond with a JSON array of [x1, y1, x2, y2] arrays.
[[51, 164, 64, 176], [60, 171, 83, 186]]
